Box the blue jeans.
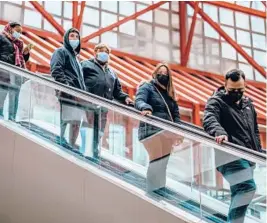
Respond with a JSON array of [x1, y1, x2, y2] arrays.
[[217, 159, 256, 223]]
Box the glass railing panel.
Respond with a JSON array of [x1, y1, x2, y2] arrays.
[[101, 109, 204, 218], [198, 145, 266, 223], [0, 68, 27, 122], [0, 62, 265, 223]]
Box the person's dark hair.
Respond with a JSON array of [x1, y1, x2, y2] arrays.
[[9, 22, 21, 28], [152, 63, 176, 100], [69, 28, 80, 37], [225, 69, 246, 82]]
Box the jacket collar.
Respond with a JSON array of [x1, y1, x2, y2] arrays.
[[93, 58, 108, 70]]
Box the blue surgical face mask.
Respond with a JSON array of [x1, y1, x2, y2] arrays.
[[12, 31, 21, 39], [69, 39, 79, 50], [97, 52, 109, 64]]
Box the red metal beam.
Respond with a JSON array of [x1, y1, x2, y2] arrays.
[[30, 1, 65, 36], [72, 1, 78, 28], [39, 31, 265, 91], [0, 19, 63, 42], [179, 1, 187, 66], [204, 1, 266, 18], [262, 1, 267, 7], [184, 2, 199, 66], [80, 40, 267, 90], [82, 1, 168, 43], [27, 62, 37, 73], [188, 1, 266, 78], [93, 43, 266, 89], [21, 35, 52, 60], [193, 103, 201, 126], [24, 32, 57, 53], [76, 1, 86, 31]]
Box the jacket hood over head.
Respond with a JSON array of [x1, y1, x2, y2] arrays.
[[63, 28, 81, 54]]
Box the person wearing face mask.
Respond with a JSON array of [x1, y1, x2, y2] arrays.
[[203, 69, 262, 223], [0, 22, 31, 67], [81, 43, 133, 158], [135, 63, 182, 192], [51, 28, 86, 150], [81, 43, 132, 104], [0, 22, 32, 120]]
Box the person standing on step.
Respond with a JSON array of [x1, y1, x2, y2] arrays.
[[51, 28, 86, 150], [135, 63, 183, 192], [203, 69, 262, 223], [0, 22, 32, 120], [81, 43, 133, 158]]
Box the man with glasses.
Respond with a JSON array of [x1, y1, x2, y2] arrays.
[[203, 69, 262, 223]]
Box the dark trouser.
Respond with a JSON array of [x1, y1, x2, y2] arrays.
[[0, 70, 22, 121], [8, 87, 19, 121], [59, 97, 107, 158], [0, 86, 8, 117], [59, 99, 81, 150], [86, 109, 107, 159], [93, 111, 100, 158], [217, 159, 256, 223], [0, 70, 10, 117], [0, 85, 19, 121]]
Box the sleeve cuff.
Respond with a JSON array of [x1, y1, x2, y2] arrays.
[[141, 106, 153, 112], [215, 130, 228, 137]]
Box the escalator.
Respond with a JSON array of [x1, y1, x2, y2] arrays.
[[0, 61, 266, 223]]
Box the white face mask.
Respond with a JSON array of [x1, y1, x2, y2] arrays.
[[69, 39, 79, 50], [12, 31, 21, 39], [96, 52, 109, 63]]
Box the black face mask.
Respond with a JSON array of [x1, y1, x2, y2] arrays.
[[157, 74, 169, 86], [227, 90, 244, 103]]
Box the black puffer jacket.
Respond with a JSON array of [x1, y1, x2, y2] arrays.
[[50, 28, 86, 91], [81, 58, 128, 103], [135, 80, 180, 140], [203, 86, 262, 152], [0, 34, 30, 83]]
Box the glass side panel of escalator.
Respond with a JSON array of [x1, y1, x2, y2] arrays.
[[0, 64, 266, 223]]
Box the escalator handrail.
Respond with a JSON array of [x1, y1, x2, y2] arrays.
[[0, 61, 266, 165]]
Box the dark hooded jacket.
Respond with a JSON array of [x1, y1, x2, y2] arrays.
[[203, 86, 262, 153], [135, 80, 180, 140], [81, 58, 128, 103], [50, 28, 86, 91]]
